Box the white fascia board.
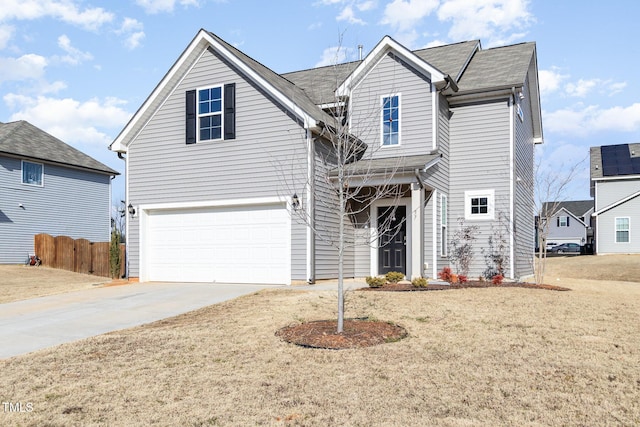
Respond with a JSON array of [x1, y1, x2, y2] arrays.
[[553, 207, 588, 227], [110, 30, 210, 153], [110, 30, 318, 153], [593, 174, 640, 182], [592, 190, 640, 217], [201, 33, 318, 129], [336, 36, 446, 97]]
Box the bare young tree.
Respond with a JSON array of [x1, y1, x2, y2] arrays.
[[534, 157, 586, 284], [275, 43, 408, 333]]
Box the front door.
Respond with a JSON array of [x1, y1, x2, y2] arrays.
[[377, 205, 406, 275]]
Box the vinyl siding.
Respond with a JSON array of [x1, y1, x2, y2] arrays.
[[312, 140, 355, 280], [546, 213, 587, 241], [449, 99, 512, 278], [0, 155, 112, 263], [127, 47, 308, 280], [595, 180, 640, 254], [350, 53, 433, 159], [513, 76, 536, 278]]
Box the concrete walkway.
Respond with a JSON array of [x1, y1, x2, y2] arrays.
[[0, 282, 274, 359]]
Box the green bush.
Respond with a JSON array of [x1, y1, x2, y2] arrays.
[[385, 271, 405, 284], [412, 277, 428, 288], [365, 276, 386, 288]]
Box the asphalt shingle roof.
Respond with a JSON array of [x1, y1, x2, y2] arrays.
[[542, 200, 594, 218], [0, 120, 118, 175], [591, 143, 640, 180]]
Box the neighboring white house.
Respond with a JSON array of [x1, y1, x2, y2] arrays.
[[540, 200, 594, 249], [590, 143, 640, 254], [110, 29, 543, 284], [0, 120, 119, 263]]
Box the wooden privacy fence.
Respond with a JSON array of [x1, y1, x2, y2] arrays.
[[34, 233, 125, 278]]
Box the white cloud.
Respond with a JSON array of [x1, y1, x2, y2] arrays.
[[538, 68, 569, 97], [437, 0, 534, 46], [315, 46, 355, 67], [337, 5, 366, 24], [117, 18, 145, 50], [0, 54, 47, 83], [381, 0, 438, 31], [0, 24, 14, 49], [544, 103, 640, 136], [135, 0, 204, 14], [4, 94, 132, 147], [0, 0, 113, 31], [55, 34, 93, 65]]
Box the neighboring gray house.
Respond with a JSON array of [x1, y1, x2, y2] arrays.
[[110, 29, 542, 284], [0, 120, 118, 263], [590, 143, 640, 254], [540, 200, 594, 248]]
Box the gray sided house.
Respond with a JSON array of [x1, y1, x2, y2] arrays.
[[0, 120, 118, 263], [591, 143, 640, 254], [110, 29, 542, 284], [540, 200, 594, 248]]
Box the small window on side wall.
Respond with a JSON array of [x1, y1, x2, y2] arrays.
[[464, 189, 494, 220], [615, 217, 630, 243], [22, 161, 43, 186]]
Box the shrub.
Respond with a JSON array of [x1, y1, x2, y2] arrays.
[[412, 277, 428, 288], [385, 271, 405, 284], [366, 276, 386, 288], [458, 275, 468, 284], [492, 274, 504, 285], [437, 267, 453, 282]]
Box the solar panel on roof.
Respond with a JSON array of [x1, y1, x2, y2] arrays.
[[601, 144, 640, 176]]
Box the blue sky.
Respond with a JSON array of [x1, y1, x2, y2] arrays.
[[1, 0, 638, 208]]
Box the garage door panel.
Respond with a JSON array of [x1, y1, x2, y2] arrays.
[[145, 204, 289, 284]]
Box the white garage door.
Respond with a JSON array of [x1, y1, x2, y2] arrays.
[[144, 204, 290, 284]]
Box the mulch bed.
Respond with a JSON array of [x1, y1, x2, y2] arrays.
[[359, 281, 571, 292], [277, 281, 569, 350], [276, 319, 408, 350]]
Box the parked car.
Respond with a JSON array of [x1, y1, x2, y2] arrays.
[[545, 242, 558, 251], [549, 243, 581, 254]]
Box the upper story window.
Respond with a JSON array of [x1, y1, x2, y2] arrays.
[[615, 217, 630, 243], [186, 83, 236, 145], [382, 94, 400, 146], [199, 86, 223, 141], [464, 189, 494, 220], [558, 216, 569, 227], [22, 160, 43, 186]]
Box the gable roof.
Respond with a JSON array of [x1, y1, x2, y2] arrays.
[[592, 190, 640, 217], [542, 200, 594, 218], [591, 143, 640, 180], [110, 29, 336, 153], [111, 29, 543, 152], [0, 120, 118, 175]]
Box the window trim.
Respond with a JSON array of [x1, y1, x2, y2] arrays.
[[558, 216, 569, 227], [440, 194, 448, 257], [21, 160, 44, 187], [197, 85, 224, 143], [464, 189, 495, 220], [615, 217, 630, 243], [380, 93, 401, 147]]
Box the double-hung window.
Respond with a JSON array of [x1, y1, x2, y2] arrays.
[[198, 86, 223, 141], [186, 83, 235, 144], [558, 216, 569, 227], [382, 95, 399, 146], [22, 160, 43, 186], [615, 217, 630, 243], [440, 194, 448, 257]]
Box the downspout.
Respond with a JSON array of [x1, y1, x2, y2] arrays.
[[307, 131, 315, 284], [509, 88, 516, 279]]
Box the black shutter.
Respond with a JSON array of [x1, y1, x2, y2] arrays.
[[185, 89, 196, 145], [557, 217, 560, 227], [567, 216, 570, 226], [224, 83, 236, 140]]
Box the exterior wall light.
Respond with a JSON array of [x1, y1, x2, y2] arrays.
[[291, 193, 300, 210], [127, 203, 136, 217]]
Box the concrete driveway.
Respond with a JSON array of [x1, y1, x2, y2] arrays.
[[0, 282, 275, 359]]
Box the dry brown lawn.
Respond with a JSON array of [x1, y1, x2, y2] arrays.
[[1, 256, 640, 426], [0, 265, 110, 304]]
